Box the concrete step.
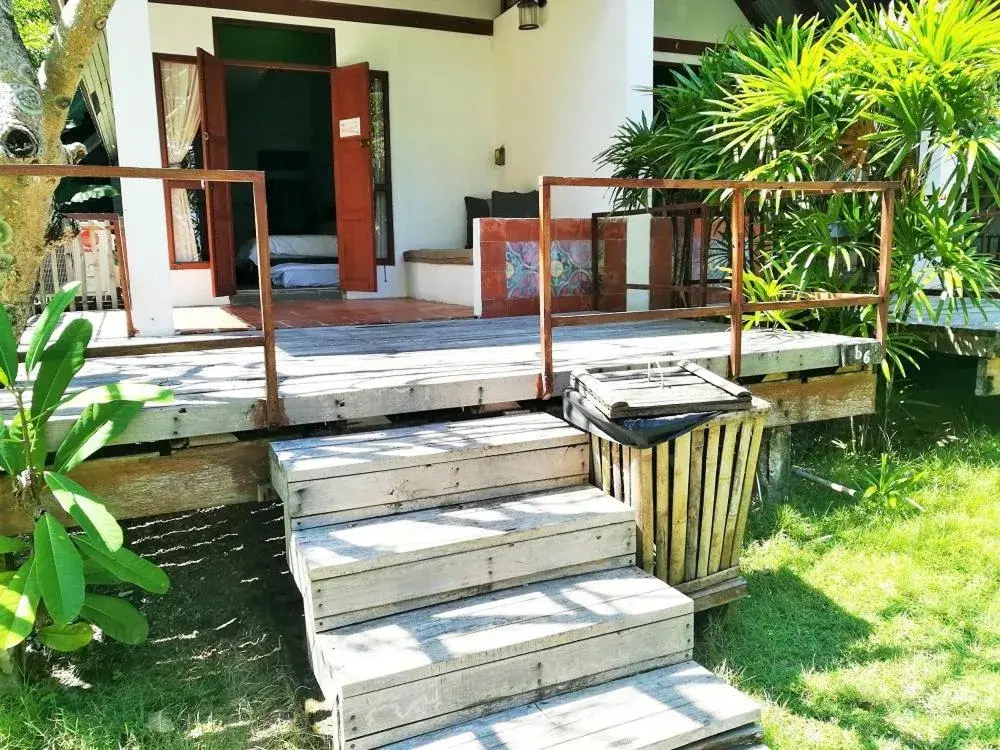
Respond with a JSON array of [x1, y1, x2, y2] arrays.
[[311, 568, 694, 750], [384, 662, 762, 750], [271, 412, 589, 529], [289, 484, 636, 630]]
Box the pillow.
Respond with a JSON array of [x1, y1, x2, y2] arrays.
[[491, 190, 539, 219], [465, 196, 491, 249]]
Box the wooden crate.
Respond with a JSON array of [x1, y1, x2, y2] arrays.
[[589, 402, 767, 609]]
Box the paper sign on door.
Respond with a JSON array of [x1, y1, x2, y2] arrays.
[[339, 117, 362, 138]]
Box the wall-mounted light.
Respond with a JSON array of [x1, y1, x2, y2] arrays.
[[518, 0, 547, 31]]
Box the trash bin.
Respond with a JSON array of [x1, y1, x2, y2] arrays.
[[564, 361, 770, 609]]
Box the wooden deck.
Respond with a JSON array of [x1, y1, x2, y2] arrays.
[[10, 315, 881, 450], [904, 297, 1000, 395]]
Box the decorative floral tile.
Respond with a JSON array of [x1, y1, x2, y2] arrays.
[[506, 240, 592, 299]]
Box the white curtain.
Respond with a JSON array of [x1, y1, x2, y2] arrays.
[[160, 60, 202, 263]]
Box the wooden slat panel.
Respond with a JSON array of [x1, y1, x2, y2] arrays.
[[721, 422, 755, 566], [654, 441, 670, 582], [696, 425, 721, 579], [684, 429, 705, 580], [728, 418, 765, 568], [589, 433, 601, 484], [709, 423, 739, 574], [669, 432, 691, 584], [631, 448, 655, 573], [611, 442, 623, 502], [600, 439, 612, 494]]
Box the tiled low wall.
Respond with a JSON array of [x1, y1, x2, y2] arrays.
[[474, 218, 626, 318]]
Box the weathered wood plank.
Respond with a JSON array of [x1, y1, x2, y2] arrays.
[[721, 422, 754, 566], [0, 439, 269, 534], [709, 423, 738, 574], [9, 316, 879, 448], [631, 448, 655, 573], [383, 662, 760, 750], [286, 444, 588, 520], [653, 441, 670, 583], [273, 412, 584, 483], [294, 486, 632, 581], [669, 432, 691, 585], [336, 619, 692, 748], [600, 439, 612, 494], [729, 418, 765, 567], [685, 429, 705, 580], [976, 358, 1000, 396], [310, 523, 636, 630], [748, 370, 875, 426], [320, 568, 691, 697], [696, 424, 721, 579]]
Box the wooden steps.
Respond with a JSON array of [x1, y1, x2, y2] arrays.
[[383, 662, 761, 750], [271, 412, 589, 529], [312, 569, 693, 749], [289, 485, 636, 630], [271, 411, 763, 749]]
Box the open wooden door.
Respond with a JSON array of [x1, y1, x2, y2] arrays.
[[332, 63, 377, 292], [197, 48, 237, 297]]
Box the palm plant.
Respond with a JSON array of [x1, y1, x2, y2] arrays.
[[599, 0, 1000, 376]]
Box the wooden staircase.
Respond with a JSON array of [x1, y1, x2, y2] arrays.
[[270, 412, 764, 749]]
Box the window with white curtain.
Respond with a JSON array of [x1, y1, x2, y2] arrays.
[[156, 57, 209, 264]]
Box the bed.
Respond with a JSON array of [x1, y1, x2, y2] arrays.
[[239, 234, 339, 288]]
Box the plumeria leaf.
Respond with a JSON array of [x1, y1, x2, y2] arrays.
[[38, 621, 94, 652], [44, 472, 123, 551], [80, 594, 149, 645], [33, 513, 86, 624]]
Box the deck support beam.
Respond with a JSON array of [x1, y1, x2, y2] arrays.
[[976, 358, 1000, 396]]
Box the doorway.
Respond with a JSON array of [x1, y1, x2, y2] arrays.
[[197, 20, 381, 298], [224, 66, 336, 291]]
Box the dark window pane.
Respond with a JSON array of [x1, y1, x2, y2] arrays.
[[215, 22, 333, 66]]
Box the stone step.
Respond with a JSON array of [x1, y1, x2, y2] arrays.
[[289, 484, 636, 630], [271, 412, 589, 529], [385, 662, 762, 750], [311, 568, 693, 750]]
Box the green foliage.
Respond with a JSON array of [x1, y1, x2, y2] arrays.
[[0, 283, 173, 659], [859, 452, 926, 512], [11, 0, 54, 68], [599, 0, 1000, 379]]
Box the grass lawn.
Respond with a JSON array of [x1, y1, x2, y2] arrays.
[[697, 356, 1000, 749], [1, 355, 998, 748], [0, 501, 325, 749]]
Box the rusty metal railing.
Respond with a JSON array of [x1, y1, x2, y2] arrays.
[[0, 164, 282, 427], [537, 177, 898, 399]]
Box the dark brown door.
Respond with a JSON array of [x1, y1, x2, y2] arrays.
[[197, 48, 237, 297], [332, 63, 377, 293]]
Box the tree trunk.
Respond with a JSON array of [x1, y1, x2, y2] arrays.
[[0, 0, 115, 332]]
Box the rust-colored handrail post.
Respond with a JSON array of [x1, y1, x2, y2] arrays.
[[109, 215, 138, 338], [729, 189, 746, 378], [699, 203, 710, 307], [538, 178, 554, 399], [251, 175, 282, 427], [876, 187, 896, 347]]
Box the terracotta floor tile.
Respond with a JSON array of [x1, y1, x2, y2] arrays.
[[219, 298, 474, 330]]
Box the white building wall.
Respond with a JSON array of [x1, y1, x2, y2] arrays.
[[653, 0, 748, 64], [491, 0, 653, 218], [108, 0, 659, 313], [109, 2, 499, 307], [106, 0, 176, 334]]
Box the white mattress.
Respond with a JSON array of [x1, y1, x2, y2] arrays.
[[271, 262, 340, 289], [241, 234, 338, 264]]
